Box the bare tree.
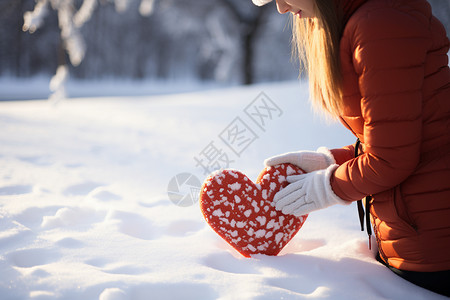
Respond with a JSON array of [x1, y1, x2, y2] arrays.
[[21, 0, 155, 100], [217, 0, 271, 85]]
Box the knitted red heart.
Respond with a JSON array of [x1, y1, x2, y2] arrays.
[[200, 164, 308, 257]]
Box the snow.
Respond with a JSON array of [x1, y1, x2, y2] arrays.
[[0, 79, 447, 299], [228, 183, 242, 191], [49, 65, 69, 103]]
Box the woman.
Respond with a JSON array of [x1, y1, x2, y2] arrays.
[[253, 0, 450, 296]]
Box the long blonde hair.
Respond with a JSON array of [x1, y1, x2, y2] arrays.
[[292, 0, 344, 118]]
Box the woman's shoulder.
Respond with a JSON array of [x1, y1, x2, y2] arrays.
[[344, 0, 432, 41]]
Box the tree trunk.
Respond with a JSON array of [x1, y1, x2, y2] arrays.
[[217, 0, 270, 85], [242, 7, 267, 85]]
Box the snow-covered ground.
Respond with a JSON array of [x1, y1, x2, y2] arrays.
[[0, 80, 446, 300]]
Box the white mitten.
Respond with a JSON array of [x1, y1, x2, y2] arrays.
[[264, 147, 335, 173], [273, 164, 350, 216]]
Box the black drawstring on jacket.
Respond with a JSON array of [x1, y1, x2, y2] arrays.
[[354, 138, 373, 249]]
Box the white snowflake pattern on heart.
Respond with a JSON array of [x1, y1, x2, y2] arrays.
[[200, 164, 308, 257]]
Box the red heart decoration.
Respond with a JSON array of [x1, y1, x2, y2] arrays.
[[200, 163, 308, 257]]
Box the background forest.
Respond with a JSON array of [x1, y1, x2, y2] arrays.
[[0, 0, 449, 87]]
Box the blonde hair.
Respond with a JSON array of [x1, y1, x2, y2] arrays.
[[292, 0, 344, 118]]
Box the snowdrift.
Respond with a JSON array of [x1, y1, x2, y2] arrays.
[[0, 81, 446, 299]]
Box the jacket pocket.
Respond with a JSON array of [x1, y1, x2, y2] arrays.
[[372, 187, 417, 238], [392, 186, 417, 232]]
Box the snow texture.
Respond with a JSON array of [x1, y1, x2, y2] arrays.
[[0, 80, 446, 299]]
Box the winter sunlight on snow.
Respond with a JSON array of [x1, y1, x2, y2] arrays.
[[1, 0, 449, 298], [0, 81, 447, 299]]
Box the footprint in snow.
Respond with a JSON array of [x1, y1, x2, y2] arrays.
[[84, 259, 149, 275], [164, 220, 204, 237], [202, 252, 259, 275], [41, 206, 106, 230], [56, 237, 85, 249], [103, 264, 150, 275], [64, 162, 84, 168], [138, 198, 170, 208], [30, 268, 51, 278], [63, 181, 104, 196], [129, 282, 218, 300], [87, 187, 122, 202], [278, 238, 326, 254], [265, 276, 331, 298], [106, 210, 158, 240], [14, 206, 63, 228], [0, 184, 33, 196], [85, 258, 111, 268], [0, 220, 34, 249], [0, 210, 34, 249], [17, 155, 53, 166], [6, 248, 60, 268]]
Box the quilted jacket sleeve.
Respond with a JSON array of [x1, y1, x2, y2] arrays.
[[330, 144, 355, 166], [330, 6, 431, 201]]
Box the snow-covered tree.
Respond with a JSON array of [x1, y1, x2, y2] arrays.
[[22, 0, 155, 101], [7, 0, 447, 94]]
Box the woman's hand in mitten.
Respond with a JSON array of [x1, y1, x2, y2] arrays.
[[273, 164, 350, 216], [264, 147, 335, 173]]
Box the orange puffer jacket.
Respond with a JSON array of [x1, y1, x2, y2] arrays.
[[329, 0, 450, 272]]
